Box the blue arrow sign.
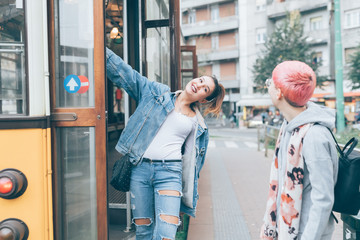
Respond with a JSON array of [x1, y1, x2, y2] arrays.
[[64, 75, 81, 93]]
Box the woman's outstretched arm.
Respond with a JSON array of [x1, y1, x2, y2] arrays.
[[106, 47, 149, 102]]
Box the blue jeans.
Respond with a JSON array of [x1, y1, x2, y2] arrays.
[[130, 161, 183, 240]]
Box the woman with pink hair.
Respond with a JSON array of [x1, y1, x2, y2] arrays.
[[260, 61, 338, 240]]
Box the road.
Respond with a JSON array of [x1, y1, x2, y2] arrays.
[[188, 126, 343, 240]]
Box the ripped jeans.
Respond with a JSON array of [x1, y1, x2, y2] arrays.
[[130, 161, 183, 240]]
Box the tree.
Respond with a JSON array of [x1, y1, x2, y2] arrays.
[[252, 11, 326, 93], [348, 45, 360, 89]]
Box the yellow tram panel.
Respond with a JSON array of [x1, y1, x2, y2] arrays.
[[0, 128, 53, 240]]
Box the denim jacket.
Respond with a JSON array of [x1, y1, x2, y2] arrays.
[[106, 48, 209, 217]]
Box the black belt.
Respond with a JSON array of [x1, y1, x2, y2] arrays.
[[142, 158, 182, 163]]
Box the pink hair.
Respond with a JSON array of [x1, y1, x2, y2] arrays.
[[272, 61, 316, 107]]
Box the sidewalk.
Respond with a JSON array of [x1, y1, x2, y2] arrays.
[[187, 145, 343, 239]]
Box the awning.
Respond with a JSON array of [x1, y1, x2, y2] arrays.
[[237, 91, 360, 107], [311, 92, 332, 98], [344, 92, 360, 97], [311, 91, 360, 99], [236, 97, 273, 107]]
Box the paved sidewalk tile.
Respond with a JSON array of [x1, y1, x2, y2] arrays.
[[188, 139, 343, 240], [187, 160, 214, 240], [209, 150, 251, 240]]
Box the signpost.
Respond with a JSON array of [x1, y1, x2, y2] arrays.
[[334, 0, 345, 132]]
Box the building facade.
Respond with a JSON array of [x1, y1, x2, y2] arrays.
[[181, 0, 240, 114], [181, 0, 360, 121]]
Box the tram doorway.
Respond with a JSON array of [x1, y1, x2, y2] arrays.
[[49, 0, 108, 239], [105, 0, 183, 237], [105, 0, 134, 237]]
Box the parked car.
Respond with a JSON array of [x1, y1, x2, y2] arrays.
[[247, 114, 263, 128]]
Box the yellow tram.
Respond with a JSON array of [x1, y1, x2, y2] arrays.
[[0, 0, 197, 239]]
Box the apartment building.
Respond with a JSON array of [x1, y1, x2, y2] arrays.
[[181, 0, 240, 114], [181, 0, 360, 120], [263, 0, 360, 120], [236, 0, 336, 114], [342, 1, 360, 116]]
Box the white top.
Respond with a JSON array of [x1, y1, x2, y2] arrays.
[[143, 109, 197, 160]]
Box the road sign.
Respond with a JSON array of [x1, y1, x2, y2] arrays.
[[64, 75, 81, 93], [77, 75, 90, 94]]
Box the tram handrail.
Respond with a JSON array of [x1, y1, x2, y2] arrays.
[[0, 43, 24, 47], [0, 49, 24, 53]]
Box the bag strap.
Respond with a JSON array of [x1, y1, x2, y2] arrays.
[[324, 125, 358, 158], [326, 126, 344, 158], [343, 137, 358, 158]]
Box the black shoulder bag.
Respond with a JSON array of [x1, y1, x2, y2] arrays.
[[110, 154, 132, 192], [327, 129, 360, 215]]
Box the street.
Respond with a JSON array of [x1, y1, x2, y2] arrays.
[[188, 127, 343, 240]]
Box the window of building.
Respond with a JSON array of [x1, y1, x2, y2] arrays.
[[199, 65, 212, 77], [220, 61, 236, 81], [256, 28, 267, 44], [211, 34, 219, 50], [310, 16, 322, 31], [182, 12, 188, 24], [211, 5, 219, 22], [256, 0, 266, 11], [188, 9, 196, 24], [232, 88, 240, 94], [312, 52, 322, 64], [0, 1, 26, 115], [188, 38, 196, 46], [344, 9, 360, 29], [345, 47, 358, 64]]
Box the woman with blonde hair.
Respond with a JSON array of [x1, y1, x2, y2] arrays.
[[106, 48, 225, 240]]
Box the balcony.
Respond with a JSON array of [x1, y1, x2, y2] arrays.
[[305, 28, 329, 43], [181, 0, 232, 11], [267, 0, 329, 20], [220, 78, 240, 89], [197, 46, 239, 62], [182, 16, 238, 37]]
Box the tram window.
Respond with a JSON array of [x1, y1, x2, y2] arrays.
[[105, 0, 125, 125], [146, 0, 169, 20], [0, 0, 26, 115], [54, 0, 95, 108], [181, 71, 193, 90]]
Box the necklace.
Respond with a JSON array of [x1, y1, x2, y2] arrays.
[[175, 98, 195, 117]]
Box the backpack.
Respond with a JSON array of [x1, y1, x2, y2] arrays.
[[327, 129, 360, 216]]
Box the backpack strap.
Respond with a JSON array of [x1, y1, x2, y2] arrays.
[[342, 137, 358, 158], [323, 124, 358, 159], [326, 127, 344, 157], [331, 212, 339, 224]]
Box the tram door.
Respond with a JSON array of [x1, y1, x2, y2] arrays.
[[49, 0, 107, 239]]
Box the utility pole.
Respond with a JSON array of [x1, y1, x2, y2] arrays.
[[334, 0, 345, 132]]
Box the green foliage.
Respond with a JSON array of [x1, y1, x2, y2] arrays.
[[335, 127, 360, 145], [348, 45, 360, 90], [252, 12, 325, 93], [175, 214, 190, 240]]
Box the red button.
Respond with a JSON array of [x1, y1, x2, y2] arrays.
[[0, 177, 13, 194]]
